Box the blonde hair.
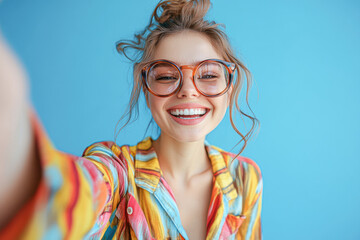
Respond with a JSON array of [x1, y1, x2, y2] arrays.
[[115, 0, 259, 154]]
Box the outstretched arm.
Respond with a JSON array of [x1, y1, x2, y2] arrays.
[[0, 30, 41, 229], [0, 31, 129, 239]]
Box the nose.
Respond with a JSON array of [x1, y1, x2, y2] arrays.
[[176, 69, 200, 98]]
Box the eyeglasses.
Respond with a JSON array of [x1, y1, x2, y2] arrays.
[[141, 59, 236, 97]]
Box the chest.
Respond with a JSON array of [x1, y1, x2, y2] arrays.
[[170, 176, 214, 240]]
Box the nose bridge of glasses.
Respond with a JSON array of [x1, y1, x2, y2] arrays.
[[179, 65, 196, 77], [179, 65, 195, 70]]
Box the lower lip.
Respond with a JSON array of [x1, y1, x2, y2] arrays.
[[168, 111, 208, 125]]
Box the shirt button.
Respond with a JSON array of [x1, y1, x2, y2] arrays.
[[127, 207, 133, 215]]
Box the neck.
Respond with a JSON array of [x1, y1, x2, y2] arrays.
[[153, 133, 211, 181]]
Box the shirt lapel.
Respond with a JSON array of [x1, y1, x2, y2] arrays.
[[134, 137, 161, 193], [206, 143, 238, 202], [205, 143, 239, 239]]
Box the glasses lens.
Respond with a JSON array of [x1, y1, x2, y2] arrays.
[[147, 62, 180, 96], [195, 61, 230, 95]]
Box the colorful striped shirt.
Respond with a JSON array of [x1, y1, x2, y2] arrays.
[[0, 112, 262, 239]]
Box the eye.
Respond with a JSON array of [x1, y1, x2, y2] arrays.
[[198, 72, 219, 81], [200, 74, 218, 79], [155, 75, 178, 82]]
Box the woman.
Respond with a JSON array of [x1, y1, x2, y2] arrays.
[[0, 0, 262, 239]]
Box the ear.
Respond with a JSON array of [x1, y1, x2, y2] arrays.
[[227, 83, 233, 107], [144, 91, 150, 108]]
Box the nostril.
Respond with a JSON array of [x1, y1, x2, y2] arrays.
[[177, 86, 200, 98], [177, 78, 199, 95]]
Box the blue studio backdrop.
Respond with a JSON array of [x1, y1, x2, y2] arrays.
[[0, 0, 359, 239]]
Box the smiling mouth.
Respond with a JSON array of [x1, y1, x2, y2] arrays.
[[169, 108, 208, 119]]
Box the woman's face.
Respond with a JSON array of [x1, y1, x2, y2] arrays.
[[147, 30, 230, 143]]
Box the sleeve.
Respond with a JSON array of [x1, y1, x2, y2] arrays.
[[0, 111, 128, 239], [237, 157, 263, 240]]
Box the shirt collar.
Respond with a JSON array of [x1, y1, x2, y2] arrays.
[[204, 141, 238, 201], [134, 137, 238, 201], [134, 137, 162, 193]]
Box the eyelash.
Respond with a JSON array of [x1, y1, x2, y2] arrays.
[[155, 75, 178, 81]]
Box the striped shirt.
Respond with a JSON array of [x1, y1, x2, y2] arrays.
[[0, 112, 262, 240]]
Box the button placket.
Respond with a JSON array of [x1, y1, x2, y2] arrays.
[[126, 194, 155, 239]]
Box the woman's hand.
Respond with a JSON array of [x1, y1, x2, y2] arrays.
[[0, 30, 41, 229]]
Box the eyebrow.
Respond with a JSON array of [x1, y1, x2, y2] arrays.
[[174, 60, 199, 65], [159, 59, 216, 66], [151, 59, 197, 66]]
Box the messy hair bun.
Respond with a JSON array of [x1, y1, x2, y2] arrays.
[[155, 0, 210, 26], [115, 0, 259, 155], [116, 0, 213, 60]]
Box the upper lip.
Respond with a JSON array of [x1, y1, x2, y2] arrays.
[[167, 103, 210, 111]]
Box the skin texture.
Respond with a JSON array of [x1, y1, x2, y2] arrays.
[[149, 30, 231, 240], [0, 31, 41, 229]]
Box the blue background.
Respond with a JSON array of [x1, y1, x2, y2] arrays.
[[1, 0, 359, 239]]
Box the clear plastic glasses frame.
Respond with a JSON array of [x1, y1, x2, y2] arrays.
[[141, 59, 236, 97]]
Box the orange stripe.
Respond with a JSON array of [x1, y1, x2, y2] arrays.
[[65, 158, 80, 237]]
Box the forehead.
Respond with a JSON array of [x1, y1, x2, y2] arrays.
[[152, 30, 222, 65]]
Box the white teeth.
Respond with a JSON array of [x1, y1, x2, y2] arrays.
[[170, 108, 207, 116]]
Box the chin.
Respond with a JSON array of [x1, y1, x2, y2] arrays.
[[165, 129, 208, 143]]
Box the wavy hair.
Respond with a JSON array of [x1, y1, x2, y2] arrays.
[[115, 0, 259, 155]]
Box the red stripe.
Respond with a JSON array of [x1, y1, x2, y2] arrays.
[[214, 167, 227, 177], [136, 168, 161, 178], [206, 188, 221, 235]]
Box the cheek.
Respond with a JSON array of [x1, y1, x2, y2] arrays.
[[219, 93, 230, 109], [213, 96, 230, 120], [147, 96, 166, 119]]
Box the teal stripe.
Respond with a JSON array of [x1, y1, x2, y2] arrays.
[[136, 151, 157, 161]]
